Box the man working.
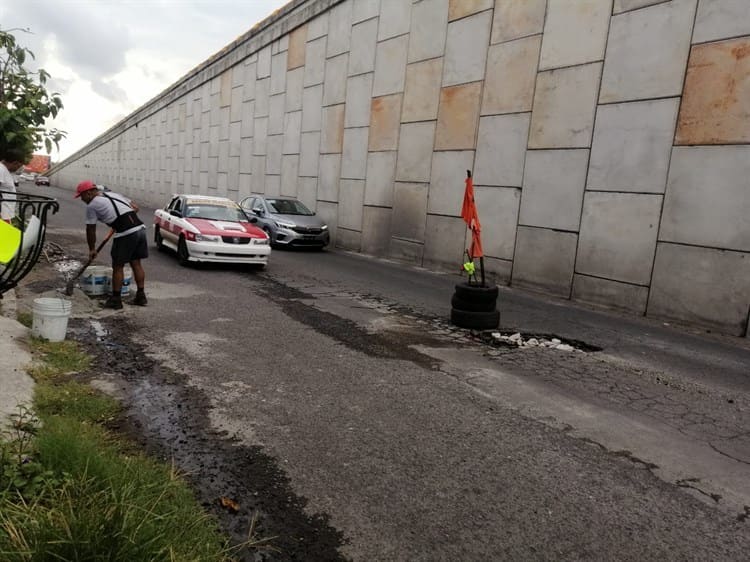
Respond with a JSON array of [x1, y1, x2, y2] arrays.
[[0, 149, 26, 222], [75, 180, 148, 309]]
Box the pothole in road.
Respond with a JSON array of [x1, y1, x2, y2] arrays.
[[476, 330, 602, 353]]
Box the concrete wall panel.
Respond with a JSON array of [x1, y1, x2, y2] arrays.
[[577, 192, 662, 285], [409, 0, 449, 63], [321, 104, 346, 153], [318, 154, 341, 202], [304, 37, 327, 86], [339, 179, 366, 230], [378, 0, 412, 41], [676, 37, 750, 145], [302, 85, 323, 131], [573, 274, 649, 315], [299, 131, 321, 176], [345, 73, 374, 128], [362, 206, 393, 255], [649, 243, 750, 335], [588, 98, 679, 193], [342, 127, 370, 179], [349, 18, 379, 76], [423, 215, 466, 269], [327, 1, 353, 57], [475, 186, 521, 259], [529, 63, 601, 149], [324, 53, 349, 106], [482, 35, 541, 116], [402, 58, 443, 123], [661, 146, 750, 251], [693, 0, 750, 43], [491, 0, 546, 44], [512, 226, 577, 297], [369, 94, 402, 151], [443, 11, 492, 87], [601, 0, 697, 103], [365, 151, 397, 206], [427, 151, 475, 216], [540, 0, 612, 70], [392, 182, 429, 241], [373, 35, 409, 96], [520, 149, 588, 232], [396, 121, 436, 183], [389, 237, 425, 264], [353, 0, 380, 23], [435, 82, 482, 150], [474, 113, 530, 187], [449, 0, 493, 22]]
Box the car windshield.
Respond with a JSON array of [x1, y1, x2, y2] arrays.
[[267, 198, 313, 216], [184, 204, 248, 222]]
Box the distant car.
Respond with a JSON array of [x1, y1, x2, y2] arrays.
[[35, 176, 50, 186], [238, 196, 329, 249], [153, 194, 270, 267]]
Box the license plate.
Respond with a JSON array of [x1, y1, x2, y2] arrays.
[[303, 235, 316, 240]]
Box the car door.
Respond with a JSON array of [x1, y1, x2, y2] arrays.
[[162, 197, 183, 244]]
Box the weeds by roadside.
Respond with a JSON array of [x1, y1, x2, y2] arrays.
[[0, 336, 252, 561]]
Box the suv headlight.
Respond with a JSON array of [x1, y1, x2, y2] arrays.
[[320, 224, 328, 230], [194, 234, 221, 242], [275, 220, 295, 229]]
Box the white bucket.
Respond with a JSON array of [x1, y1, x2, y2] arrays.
[[32, 298, 72, 342], [121, 266, 132, 297], [80, 265, 110, 295]]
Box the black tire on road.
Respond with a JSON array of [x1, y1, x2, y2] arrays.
[[454, 283, 499, 303], [451, 294, 497, 313], [450, 308, 500, 330], [177, 237, 191, 267]]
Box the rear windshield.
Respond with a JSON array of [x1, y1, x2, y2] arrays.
[[267, 199, 313, 216], [184, 204, 248, 222]]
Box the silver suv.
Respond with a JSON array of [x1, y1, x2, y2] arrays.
[[239, 196, 329, 249]]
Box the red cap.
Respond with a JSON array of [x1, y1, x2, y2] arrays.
[[74, 180, 97, 198]]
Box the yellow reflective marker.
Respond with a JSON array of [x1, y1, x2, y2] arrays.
[[0, 220, 22, 263]]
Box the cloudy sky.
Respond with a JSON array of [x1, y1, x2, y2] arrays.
[[0, 0, 288, 161]]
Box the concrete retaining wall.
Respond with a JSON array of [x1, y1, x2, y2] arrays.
[[50, 0, 750, 336]]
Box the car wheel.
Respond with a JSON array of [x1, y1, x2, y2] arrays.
[[263, 227, 276, 248], [177, 236, 191, 267], [154, 227, 165, 251]]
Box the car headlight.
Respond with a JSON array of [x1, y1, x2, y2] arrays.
[[194, 234, 221, 242], [320, 224, 328, 230], [253, 238, 269, 245], [275, 220, 295, 229]]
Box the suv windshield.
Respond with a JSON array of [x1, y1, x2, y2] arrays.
[[184, 204, 248, 222], [267, 198, 313, 216]]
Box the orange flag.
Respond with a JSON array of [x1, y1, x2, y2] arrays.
[[460, 174, 483, 258]]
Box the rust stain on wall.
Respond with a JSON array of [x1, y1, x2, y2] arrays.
[[676, 37, 750, 145], [368, 94, 402, 151], [287, 24, 307, 70], [435, 81, 482, 150]]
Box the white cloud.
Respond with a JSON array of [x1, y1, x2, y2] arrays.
[[0, 0, 290, 159]]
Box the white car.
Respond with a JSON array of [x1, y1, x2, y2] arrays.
[[153, 194, 270, 268]]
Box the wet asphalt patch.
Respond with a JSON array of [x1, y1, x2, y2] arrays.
[[69, 317, 347, 561]]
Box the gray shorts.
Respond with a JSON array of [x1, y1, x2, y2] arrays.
[[111, 228, 148, 266]]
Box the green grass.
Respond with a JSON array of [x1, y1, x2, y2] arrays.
[[0, 338, 244, 561], [16, 311, 32, 329]]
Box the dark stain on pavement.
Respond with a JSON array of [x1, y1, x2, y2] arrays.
[[70, 317, 347, 561]]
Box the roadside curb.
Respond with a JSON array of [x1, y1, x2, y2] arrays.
[[0, 289, 35, 427]]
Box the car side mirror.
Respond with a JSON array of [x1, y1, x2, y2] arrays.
[[252, 206, 264, 215], [169, 209, 182, 218]]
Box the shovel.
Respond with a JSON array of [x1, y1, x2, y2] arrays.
[[65, 229, 114, 296]]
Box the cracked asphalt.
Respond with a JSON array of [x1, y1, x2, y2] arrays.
[[14, 185, 750, 560]]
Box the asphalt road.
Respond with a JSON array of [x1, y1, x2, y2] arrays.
[[21, 182, 750, 560]]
